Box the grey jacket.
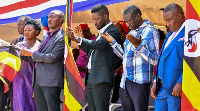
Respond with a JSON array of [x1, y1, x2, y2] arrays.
[[23, 29, 65, 88]]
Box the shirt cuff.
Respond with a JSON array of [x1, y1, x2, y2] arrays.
[[136, 44, 143, 51], [78, 37, 82, 45], [109, 39, 116, 46]]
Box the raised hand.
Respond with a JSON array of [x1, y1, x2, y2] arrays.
[[66, 27, 78, 42], [126, 34, 141, 47], [74, 25, 84, 38], [100, 32, 114, 43]]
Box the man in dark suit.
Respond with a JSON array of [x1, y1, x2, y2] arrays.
[[21, 10, 65, 111], [66, 4, 122, 111]]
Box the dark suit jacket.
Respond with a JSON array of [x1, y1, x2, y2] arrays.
[[11, 36, 24, 45], [22, 29, 65, 88], [80, 24, 122, 86]]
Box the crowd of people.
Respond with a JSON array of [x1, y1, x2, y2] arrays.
[[0, 2, 185, 111]]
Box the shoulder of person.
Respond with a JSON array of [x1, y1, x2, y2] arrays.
[[36, 38, 42, 42], [107, 24, 120, 33], [57, 29, 65, 38], [142, 25, 158, 36], [52, 29, 65, 39], [11, 36, 22, 44], [12, 36, 21, 41]]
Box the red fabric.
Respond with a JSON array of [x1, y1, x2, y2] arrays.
[[79, 24, 89, 31], [118, 20, 129, 35], [63, 95, 70, 111], [181, 92, 198, 111], [186, 0, 200, 20], [120, 66, 123, 77], [0, 0, 49, 14], [43, 27, 49, 31], [0, 63, 18, 83]]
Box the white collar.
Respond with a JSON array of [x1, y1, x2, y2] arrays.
[[98, 22, 112, 33], [172, 22, 185, 37], [22, 35, 26, 41]]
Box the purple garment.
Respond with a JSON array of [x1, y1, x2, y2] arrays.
[[76, 34, 96, 78], [39, 29, 60, 52], [13, 41, 40, 111], [13, 60, 36, 111]]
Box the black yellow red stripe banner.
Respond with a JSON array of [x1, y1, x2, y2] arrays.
[[0, 46, 21, 93], [182, 0, 200, 110], [63, 0, 87, 110]]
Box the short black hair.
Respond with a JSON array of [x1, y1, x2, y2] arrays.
[[91, 4, 109, 17], [123, 5, 142, 16], [25, 19, 41, 36], [163, 3, 184, 16], [20, 16, 31, 23], [158, 29, 166, 40]]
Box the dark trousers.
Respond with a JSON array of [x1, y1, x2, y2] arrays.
[[119, 79, 150, 111], [111, 72, 121, 103], [33, 80, 61, 111], [0, 81, 8, 111], [86, 82, 112, 111], [9, 83, 13, 111]]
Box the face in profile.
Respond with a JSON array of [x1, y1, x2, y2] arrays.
[[24, 24, 38, 40], [48, 11, 62, 30], [92, 12, 106, 30], [17, 18, 25, 34], [163, 11, 180, 32], [123, 13, 138, 30]]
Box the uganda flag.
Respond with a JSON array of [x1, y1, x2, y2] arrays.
[[0, 46, 21, 93], [63, 0, 87, 110], [181, 0, 200, 110]]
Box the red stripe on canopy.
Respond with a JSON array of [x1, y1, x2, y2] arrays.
[[0, 0, 49, 15]]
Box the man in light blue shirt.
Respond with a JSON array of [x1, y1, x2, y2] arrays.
[[101, 5, 159, 111]]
